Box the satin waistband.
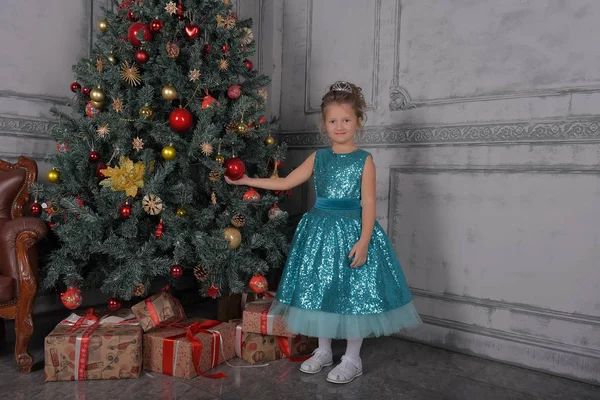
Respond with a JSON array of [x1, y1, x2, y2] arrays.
[[314, 197, 361, 211]]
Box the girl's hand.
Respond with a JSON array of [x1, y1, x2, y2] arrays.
[[225, 174, 249, 186], [348, 240, 369, 268]]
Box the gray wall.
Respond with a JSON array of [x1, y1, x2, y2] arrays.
[[276, 0, 600, 385]]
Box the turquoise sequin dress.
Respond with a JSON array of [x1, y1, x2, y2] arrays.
[[269, 148, 422, 340]]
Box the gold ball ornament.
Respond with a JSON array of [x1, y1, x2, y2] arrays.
[[97, 18, 109, 33], [46, 169, 60, 183], [90, 100, 104, 109], [161, 85, 178, 101], [90, 87, 105, 102], [139, 104, 153, 120], [107, 53, 118, 65], [235, 122, 249, 135], [161, 144, 176, 160], [215, 155, 225, 164], [223, 227, 242, 249], [176, 207, 186, 217], [265, 135, 275, 146]]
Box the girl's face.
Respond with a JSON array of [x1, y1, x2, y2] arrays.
[[324, 103, 362, 146]]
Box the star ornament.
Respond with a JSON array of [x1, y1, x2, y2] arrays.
[[201, 142, 213, 156], [121, 62, 142, 86], [97, 125, 110, 138], [188, 68, 201, 82], [165, 1, 177, 14], [132, 136, 144, 152], [112, 97, 123, 113], [218, 59, 229, 71]]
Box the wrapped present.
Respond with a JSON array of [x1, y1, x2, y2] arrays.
[[234, 323, 316, 364], [44, 309, 142, 382], [217, 292, 260, 322], [143, 319, 236, 379], [131, 289, 186, 332], [242, 299, 295, 337]]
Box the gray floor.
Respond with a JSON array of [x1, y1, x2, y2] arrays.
[[1, 313, 599, 400]]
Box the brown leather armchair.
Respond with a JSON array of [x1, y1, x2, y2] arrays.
[[0, 156, 47, 373]]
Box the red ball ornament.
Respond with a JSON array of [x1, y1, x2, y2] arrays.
[[202, 93, 217, 109], [127, 9, 137, 21], [48, 221, 55, 229], [96, 163, 107, 178], [169, 107, 193, 132], [135, 49, 150, 64], [29, 202, 42, 216], [70, 81, 81, 92], [89, 150, 100, 163], [85, 101, 101, 118], [155, 219, 164, 238], [244, 59, 253, 71], [224, 157, 246, 180], [227, 85, 241, 99], [170, 264, 183, 278], [128, 22, 152, 46], [222, 43, 230, 53], [108, 298, 121, 311], [149, 18, 164, 32], [243, 187, 261, 202], [82, 86, 90, 96], [203, 44, 211, 57], [61, 287, 83, 310], [184, 23, 200, 39], [120, 204, 132, 219], [249, 274, 268, 294], [258, 115, 267, 125]]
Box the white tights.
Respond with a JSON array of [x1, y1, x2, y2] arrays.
[[318, 337, 363, 360]]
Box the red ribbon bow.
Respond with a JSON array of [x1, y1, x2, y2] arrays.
[[162, 320, 227, 379]]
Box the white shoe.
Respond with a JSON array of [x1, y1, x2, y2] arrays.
[[299, 349, 333, 374], [326, 355, 363, 384]]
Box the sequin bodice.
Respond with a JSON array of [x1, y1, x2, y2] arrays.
[[313, 148, 369, 200]]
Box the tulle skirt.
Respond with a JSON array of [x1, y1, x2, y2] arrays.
[[271, 201, 422, 340]]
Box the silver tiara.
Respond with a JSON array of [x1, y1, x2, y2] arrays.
[[331, 81, 352, 93]]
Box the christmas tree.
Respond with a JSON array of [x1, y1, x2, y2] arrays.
[[35, 0, 289, 308]]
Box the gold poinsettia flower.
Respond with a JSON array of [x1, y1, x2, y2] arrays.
[[99, 156, 145, 197]]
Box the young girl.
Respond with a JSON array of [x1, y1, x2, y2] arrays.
[[226, 81, 421, 384]]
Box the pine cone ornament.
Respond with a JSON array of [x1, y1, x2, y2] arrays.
[[231, 214, 245, 227], [209, 169, 221, 182], [133, 283, 145, 297], [194, 265, 209, 281]]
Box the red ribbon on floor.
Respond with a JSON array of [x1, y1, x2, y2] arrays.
[[161, 320, 227, 379]]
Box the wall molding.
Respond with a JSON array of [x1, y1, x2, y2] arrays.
[[0, 90, 71, 106], [280, 117, 600, 148], [0, 114, 56, 139], [388, 0, 600, 111], [304, 0, 380, 113], [410, 287, 600, 327]]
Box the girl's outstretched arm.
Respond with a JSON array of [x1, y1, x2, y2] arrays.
[[349, 155, 376, 268], [225, 151, 316, 191]]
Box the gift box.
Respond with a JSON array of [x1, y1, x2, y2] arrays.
[[44, 310, 142, 381], [131, 290, 186, 332], [234, 323, 317, 364], [143, 319, 236, 379], [217, 292, 260, 322], [242, 299, 295, 337]]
